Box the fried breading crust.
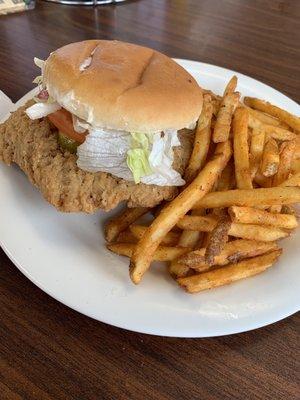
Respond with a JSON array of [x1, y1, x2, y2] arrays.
[[0, 103, 193, 212]]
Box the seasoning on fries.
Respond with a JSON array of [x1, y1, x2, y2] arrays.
[[105, 75, 300, 293], [177, 216, 288, 241], [105, 207, 149, 242], [107, 243, 191, 262], [246, 107, 281, 127], [244, 97, 300, 132], [130, 140, 232, 284], [250, 128, 265, 178], [184, 94, 213, 183], [177, 250, 282, 293], [213, 92, 239, 143], [130, 224, 180, 246], [273, 140, 296, 186], [228, 206, 298, 229], [248, 114, 297, 141], [224, 75, 238, 97], [233, 107, 252, 188], [178, 240, 279, 270], [193, 187, 300, 209], [279, 171, 300, 187], [205, 215, 231, 265], [169, 209, 205, 278], [260, 138, 280, 177]]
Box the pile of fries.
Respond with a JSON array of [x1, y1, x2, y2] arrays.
[[105, 76, 300, 293]]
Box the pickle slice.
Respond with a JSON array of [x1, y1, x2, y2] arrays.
[[58, 131, 79, 154]]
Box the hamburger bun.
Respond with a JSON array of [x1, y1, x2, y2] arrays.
[[43, 40, 203, 133]]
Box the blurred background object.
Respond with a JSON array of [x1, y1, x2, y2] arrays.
[[0, 0, 35, 15], [44, 0, 128, 5], [0, 0, 128, 14]]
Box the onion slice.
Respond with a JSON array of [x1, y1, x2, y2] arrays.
[[26, 102, 61, 119]]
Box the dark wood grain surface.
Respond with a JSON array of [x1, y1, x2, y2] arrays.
[[0, 1, 299, 399]]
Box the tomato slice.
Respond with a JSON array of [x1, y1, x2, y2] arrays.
[[48, 109, 87, 144]]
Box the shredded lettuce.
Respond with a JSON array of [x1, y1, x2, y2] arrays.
[[32, 57, 47, 101], [32, 75, 43, 85], [126, 132, 153, 183], [141, 131, 185, 186], [32, 57, 46, 91], [77, 128, 185, 187], [131, 132, 150, 149], [127, 148, 152, 184], [77, 128, 132, 179], [34, 57, 45, 69]]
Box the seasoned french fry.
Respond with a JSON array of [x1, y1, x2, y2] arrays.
[[168, 233, 199, 278], [246, 107, 281, 126], [250, 128, 265, 177], [275, 122, 291, 130], [248, 115, 297, 141], [130, 224, 180, 246], [178, 240, 279, 271], [130, 141, 232, 284], [147, 246, 191, 262], [184, 94, 213, 183], [169, 209, 205, 278], [281, 205, 296, 215], [105, 207, 149, 242], [177, 250, 282, 293], [211, 105, 219, 119], [216, 160, 235, 191], [205, 215, 231, 265], [260, 138, 279, 177], [201, 232, 212, 249], [174, 95, 215, 275], [269, 205, 282, 214], [174, 95, 214, 276], [193, 187, 300, 209], [228, 206, 298, 229], [177, 215, 218, 231], [290, 137, 300, 174], [104, 87, 300, 294], [202, 89, 221, 116], [266, 127, 297, 142], [273, 140, 296, 186], [178, 247, 210, 271], [293, 136, 300, 158], [253, 171, 272, 188], [229, 223, 288, 241], [213, 92, 240, 143], [279, 172, 300, 187], [291, 157, 300, 174], [224, 75, 238, 96], [233, 107, 252, 188], [202, 89, 221, 101], [244, 97, 300, 132], [177, 216, 288, 241], [117, 230, 138, 244], [107, 243, 191, 262]]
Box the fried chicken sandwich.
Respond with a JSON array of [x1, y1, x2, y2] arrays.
[[0, 40, 203, 212]]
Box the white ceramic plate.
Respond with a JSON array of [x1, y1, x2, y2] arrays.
[[0, 60, 299, 337]]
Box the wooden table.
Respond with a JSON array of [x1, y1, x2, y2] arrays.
[[0, 1, 299, 398]]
